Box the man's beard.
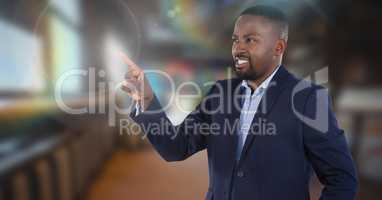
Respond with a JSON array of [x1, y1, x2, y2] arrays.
[[233, 64, 260, 81]]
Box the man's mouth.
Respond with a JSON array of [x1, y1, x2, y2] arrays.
[[235, 56, 250, 69]]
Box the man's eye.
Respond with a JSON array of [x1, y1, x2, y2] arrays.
[[246, 38, 256, 43], [232, 38, 239, 43]]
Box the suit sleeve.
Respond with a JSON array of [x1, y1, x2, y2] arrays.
[[129, 83, 217, 162], [302, 87, 358, 200]]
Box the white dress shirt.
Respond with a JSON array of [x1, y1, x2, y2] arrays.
[[134, 101, 142, 116], [236, 66, 280, 160]]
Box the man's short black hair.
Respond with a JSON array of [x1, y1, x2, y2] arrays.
[[239, 5, 289, 41]]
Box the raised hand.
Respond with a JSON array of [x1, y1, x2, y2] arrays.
[[120, 51, 154, 111]]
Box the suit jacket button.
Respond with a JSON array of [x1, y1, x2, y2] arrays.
[[237, 171, 244, 177]]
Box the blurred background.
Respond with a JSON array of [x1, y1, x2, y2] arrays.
[[0, 0, 381, 199]]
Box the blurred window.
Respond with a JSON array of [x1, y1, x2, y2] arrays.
[[49, 0, 83, 96], [0, 20, 44, 93]]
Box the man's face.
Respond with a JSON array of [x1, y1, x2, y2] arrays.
[[232, 15, 281, 80]]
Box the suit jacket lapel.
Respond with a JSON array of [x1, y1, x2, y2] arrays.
[[237, 66, 290, 165]]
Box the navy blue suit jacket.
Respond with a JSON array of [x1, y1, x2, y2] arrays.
[[130, 66, 358, 200]]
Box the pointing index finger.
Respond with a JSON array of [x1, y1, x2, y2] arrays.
[[118, 51, 140, 70]]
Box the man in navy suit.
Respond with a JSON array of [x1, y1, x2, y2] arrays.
[[122, 5, 358, 200]]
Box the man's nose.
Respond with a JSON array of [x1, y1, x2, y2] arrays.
[[234, 40, 247, 53], [237, 47, 247, 53]]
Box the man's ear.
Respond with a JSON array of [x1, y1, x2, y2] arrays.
[[274, 39, 287, 56]]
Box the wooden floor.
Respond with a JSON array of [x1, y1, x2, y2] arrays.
[[86, 147, 209, 200], [86, 147, 323, 200]]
